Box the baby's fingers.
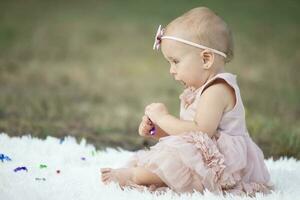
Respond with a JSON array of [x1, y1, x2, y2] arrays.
[[142, 123, 153, 133], [142, 115, 153, 125]]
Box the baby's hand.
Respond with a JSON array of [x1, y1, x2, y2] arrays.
[[145, 103, 169, 124], [138, 115, 155, 137]]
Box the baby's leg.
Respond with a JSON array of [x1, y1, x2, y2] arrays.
[[133, 167, 166, 186], [101, 167, 166, 188]]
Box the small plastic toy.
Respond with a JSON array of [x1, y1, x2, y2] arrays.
[[39, 164, 47, 169], [148, 118, 156, 135], [0, 153, 12, 162], [35, 177, 46, 181], [150, 127, 156, 135], [14, 166, 28, 172]]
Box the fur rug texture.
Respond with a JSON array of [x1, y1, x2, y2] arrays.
[[1, 133, 299, 200]]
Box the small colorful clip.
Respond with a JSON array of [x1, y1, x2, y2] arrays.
[[35, 177, 46, 181], [14, 166, 28, 172], [39, 164, 47, 169], [0, 153, 12, 162], [150, 127, 156, 135], [148, 118, 156, 135]]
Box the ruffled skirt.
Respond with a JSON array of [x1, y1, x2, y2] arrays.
[[123, 132, 274, 197]]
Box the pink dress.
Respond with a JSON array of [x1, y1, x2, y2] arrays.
[[124, 72, 274, 196]]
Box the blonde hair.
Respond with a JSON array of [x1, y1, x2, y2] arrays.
[[165, 7, 234, 63]]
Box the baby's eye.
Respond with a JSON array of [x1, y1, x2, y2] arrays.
[[172, 59, 179, 64]]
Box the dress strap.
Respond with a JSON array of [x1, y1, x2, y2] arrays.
[[196, 73, 238, 99]]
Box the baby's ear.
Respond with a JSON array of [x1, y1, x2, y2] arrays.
[[200, 49, 214, 69]]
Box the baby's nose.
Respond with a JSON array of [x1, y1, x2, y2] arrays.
[[169, 65, 177, 75]]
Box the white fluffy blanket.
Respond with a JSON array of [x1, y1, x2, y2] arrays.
[[0, 133, 299, 200]]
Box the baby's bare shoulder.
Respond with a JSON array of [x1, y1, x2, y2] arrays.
[[202, 79, 236, 112], [194, 79, 235, 136]]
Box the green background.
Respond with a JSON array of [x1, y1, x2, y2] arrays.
[[0, 0, 299, 159]]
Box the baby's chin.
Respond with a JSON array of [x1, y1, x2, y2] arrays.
[[179, 80, 189, 89], [174, 77, 191, 89], [179, 80, 200, 91]]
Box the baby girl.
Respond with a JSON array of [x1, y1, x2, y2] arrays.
[[101, 7, 274, 197]]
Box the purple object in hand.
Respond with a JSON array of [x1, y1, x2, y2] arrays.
[[148, 118, 156, 135], [150, 127, 156, 135]]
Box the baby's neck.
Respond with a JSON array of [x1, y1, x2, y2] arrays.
[[208, 65, 226, 78], [191, 67, 226, 91]]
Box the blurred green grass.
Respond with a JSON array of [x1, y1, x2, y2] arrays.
[[0, 0, 299, 158]]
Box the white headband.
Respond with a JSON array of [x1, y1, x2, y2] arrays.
[[153, 25, 227, 58]]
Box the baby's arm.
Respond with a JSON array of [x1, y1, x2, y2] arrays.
[[157, 82, 234, 138]]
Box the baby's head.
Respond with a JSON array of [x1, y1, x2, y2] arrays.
[[154, 7, 233, 89]]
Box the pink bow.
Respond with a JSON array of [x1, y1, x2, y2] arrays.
[[152, 25, 164, 50]]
